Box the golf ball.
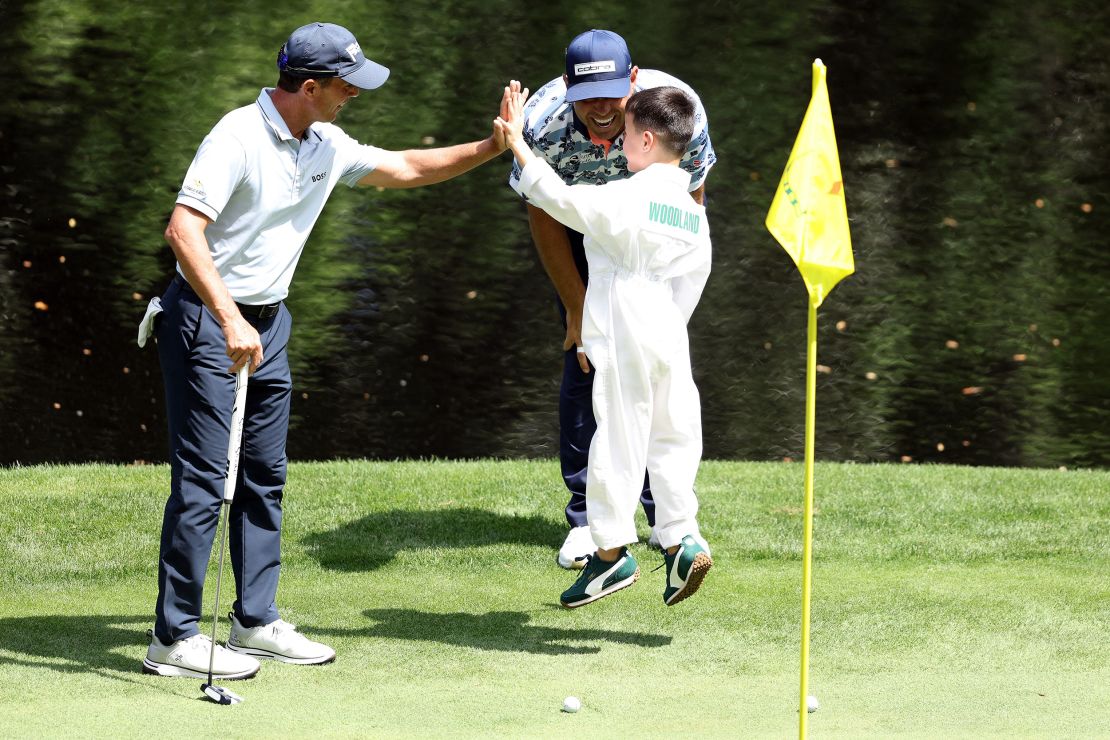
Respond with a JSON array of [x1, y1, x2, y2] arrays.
[[807, 695, 819, 713], [562, 696, 581, 713]]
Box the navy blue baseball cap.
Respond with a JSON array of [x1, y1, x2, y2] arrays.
[[564, 30, 633, 103], [277, 22, 390, 90]]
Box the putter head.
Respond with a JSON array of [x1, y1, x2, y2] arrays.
[[201, 683, 243, 705]]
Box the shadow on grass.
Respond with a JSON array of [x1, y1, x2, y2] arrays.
[[311, 608, 671, 655], [304, 507, 567, 571], [0, 614, 178, 691]]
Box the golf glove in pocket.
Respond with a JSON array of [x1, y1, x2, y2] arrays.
[[137, 296, 163, 348]]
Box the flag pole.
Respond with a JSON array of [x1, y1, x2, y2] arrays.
[[765, 56, 852, 738], [798, 286, 818, 738]]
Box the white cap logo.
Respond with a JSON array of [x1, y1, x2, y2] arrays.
[[574, 60, 616, 76], [345, 41, 361, 61]]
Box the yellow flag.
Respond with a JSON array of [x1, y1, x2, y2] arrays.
[[766, 59, 854, 307]]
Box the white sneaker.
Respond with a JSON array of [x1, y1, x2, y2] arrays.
[[142, 630, 260, 680], [226, 614, 336, 665], [557, 525, 597, 570]]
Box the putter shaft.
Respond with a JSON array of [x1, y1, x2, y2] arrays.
[[206, 500, 231, 684]]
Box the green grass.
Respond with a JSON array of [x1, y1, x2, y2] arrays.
[[1, 461, 1107, 738]]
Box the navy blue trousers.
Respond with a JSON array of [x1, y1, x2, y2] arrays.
[[153, 277, 292, 643], [560, 228, 654, 528]]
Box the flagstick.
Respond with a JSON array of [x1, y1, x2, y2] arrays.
[[766, 56, 852, 738], [799, 292, 818, 739]]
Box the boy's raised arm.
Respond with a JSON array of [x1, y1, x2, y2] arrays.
[[497, 82, 618, 241]]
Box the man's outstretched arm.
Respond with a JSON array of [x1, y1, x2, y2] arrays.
[[358, 81, 521, 188]]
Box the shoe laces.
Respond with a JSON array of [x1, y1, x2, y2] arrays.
[[652, 549, 676, 574], [266, 619, 314, 647], [181, 633, 213, 653], [271, 619, 297, 635], [233, 613, 298, 636], [574, 553, 595, 577]]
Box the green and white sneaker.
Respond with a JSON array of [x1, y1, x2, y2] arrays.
[[663, 535, 712, 606], [560, 549, 640, 608]]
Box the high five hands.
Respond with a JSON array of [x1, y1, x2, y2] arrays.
[[494, 80, 529, 152]]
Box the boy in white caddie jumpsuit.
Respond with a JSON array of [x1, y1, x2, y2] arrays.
[[497, 84, 713, 608]]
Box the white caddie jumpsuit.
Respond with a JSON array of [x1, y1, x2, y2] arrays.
[[518, 159, 712, 550]]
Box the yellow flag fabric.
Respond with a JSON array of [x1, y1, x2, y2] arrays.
[[766, 59, 854, 307]]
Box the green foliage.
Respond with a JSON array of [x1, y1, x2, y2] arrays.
[[2, 2, 1109, 466]]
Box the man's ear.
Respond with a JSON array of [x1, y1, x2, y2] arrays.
[[562, 73, 569, 88], [629, 66, 639, 86], [642, 129, 655, 151]]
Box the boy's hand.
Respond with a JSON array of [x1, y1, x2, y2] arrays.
[[502, 80, 527, 139], [493, 80, 528, 151]]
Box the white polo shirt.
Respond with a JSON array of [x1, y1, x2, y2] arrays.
[[175, 88, 383, 304]]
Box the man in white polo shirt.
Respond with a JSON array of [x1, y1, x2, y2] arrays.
[[508, 30, 716, 570], [141, 21, 519, 681]]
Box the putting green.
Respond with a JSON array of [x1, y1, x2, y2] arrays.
[[1, 460, 1106, 737]]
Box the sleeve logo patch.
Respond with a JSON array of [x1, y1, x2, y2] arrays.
[[183, 178, 206, 199]]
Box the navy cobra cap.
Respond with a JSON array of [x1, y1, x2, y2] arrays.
[[564, 29, 633, 103], [278, 22, 390, 90]]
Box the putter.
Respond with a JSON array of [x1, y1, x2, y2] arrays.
[[201, 362, 249, 706]]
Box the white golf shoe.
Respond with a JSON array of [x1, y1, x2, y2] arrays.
[[226, 614, 336, 665], [142, 630, 260, 680], [557, 525, 597, 570]]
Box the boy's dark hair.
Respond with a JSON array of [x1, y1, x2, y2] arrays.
[[625, 86, 695, 157], [276, 70, 335, 93]]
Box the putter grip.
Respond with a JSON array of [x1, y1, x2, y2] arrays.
[[222, 364, 249, 504]]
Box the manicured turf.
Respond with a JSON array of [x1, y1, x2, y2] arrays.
[[1, 461, 1107, 737]]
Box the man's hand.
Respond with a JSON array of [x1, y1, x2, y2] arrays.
[[564, 305, 590, 374], [223, 314, 263, 375], [574, 346, 591, 374], [164, 204, 263, 376]]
